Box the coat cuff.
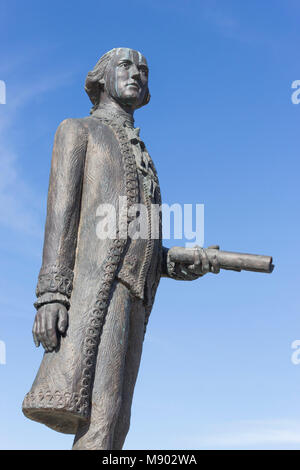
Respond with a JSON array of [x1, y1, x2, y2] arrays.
[[34, 264, 74, 310], [34, 292, 70, 310]]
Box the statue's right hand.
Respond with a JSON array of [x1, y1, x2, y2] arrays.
[[32, 303, 68, 352]]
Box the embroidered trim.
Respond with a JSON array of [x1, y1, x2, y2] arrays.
[[23, 389, 84, 414], [143, 169, 163, 332], [136, 181, 155, 296], [35, 264, 74, 298], [33, 292, 71, 310], [116, 253, 145, 298], [78, 118, 139, 416]]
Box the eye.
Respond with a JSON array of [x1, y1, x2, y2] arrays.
[[139, 67, 148, 76], [119, 61, 131, 69]]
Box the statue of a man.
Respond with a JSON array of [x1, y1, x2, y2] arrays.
[[22, 48, 220, 450]]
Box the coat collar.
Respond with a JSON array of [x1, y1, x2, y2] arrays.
[[91, 106, 135, 129]]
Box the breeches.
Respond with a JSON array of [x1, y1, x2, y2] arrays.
[[72, 280, 147, 450]]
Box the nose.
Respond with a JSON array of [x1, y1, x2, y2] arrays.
[[130, 64, 140, 80]]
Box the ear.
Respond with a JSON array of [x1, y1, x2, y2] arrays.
[[145, 90, 151, 105], [139, 88, 150, 108], [98, 79, 105, 91]]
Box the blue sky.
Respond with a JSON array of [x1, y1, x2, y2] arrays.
[[0, 0, 300, 450]]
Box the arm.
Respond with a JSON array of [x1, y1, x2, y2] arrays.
[[33, 118, 88, 351]]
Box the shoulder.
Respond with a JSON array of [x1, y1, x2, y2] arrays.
[[55, 117, 88, 140], [51, 118, 89, 168], [54, 116, 121, 154], [56, 115, 118, 138], [52, 118, 89, 159]]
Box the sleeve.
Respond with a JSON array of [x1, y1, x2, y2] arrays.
[[34, 118, 88, 310], [161, 246, 198, 281]]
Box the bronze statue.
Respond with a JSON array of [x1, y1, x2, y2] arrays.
[[22, 48, 273, 450]]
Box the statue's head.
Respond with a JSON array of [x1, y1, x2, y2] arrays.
[[85, 48, 150, 113]]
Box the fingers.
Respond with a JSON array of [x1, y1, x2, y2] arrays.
[[208, 246, 220, 274], [183, 265, 199, 279], [38, 308, 53, 352], [187, 247, 209, 275], [210, 254, 220, 274], [187, 246, 202, 273], [35, 310, 44, 348], [45, 310, 58, 351], [187, 247, 220, 276], [33, 305, 60, 352], [39, 309, 51, 352], [200, 248, 210, 274], [57, 306, 68, 334]]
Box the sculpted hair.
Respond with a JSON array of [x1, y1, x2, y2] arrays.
[[85, 48, 150, 114], [85, 49, 116, 114]]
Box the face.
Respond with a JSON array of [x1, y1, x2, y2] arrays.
[[104, 48, 149, 109]]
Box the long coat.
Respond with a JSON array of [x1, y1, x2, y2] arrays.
[[22, 112, 166, 434]]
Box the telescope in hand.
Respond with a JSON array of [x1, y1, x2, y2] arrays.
[[167, 246, 274, 274]]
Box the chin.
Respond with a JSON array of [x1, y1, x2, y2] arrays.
[[120, 94, 140, 107], [125, 90, 140, 100]]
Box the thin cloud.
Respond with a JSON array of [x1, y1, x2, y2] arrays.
[[0, 69, 73, 238], [183, 419, 300, 449]]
